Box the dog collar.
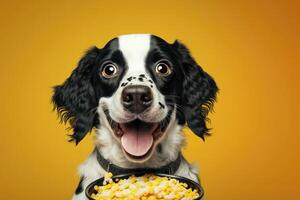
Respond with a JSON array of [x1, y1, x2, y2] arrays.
[[95, 149, 182, 176]]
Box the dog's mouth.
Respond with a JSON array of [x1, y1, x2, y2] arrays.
[[105, 111, 171, 162]]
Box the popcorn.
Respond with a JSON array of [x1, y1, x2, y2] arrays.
[[91, 173, 200, 200]]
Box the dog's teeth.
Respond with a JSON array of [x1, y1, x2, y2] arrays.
[[115, 125, 124, 136], [116, 130, 122, 136]]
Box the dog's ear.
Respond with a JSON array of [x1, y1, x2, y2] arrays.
[[52, 47, 100, 144], [173, 41, 218, 140]]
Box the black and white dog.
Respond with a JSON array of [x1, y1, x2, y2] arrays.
[[52, 34, 218, 200]]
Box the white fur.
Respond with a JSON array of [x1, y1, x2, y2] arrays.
[[118, 34, 151, 75]]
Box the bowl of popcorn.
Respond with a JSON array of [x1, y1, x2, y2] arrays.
[[85, 172, 204, 200]]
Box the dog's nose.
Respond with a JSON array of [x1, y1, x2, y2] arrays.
[[121, 85, 153, 113]]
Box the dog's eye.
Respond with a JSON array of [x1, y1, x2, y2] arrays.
[[155, 61, 172, 76], [101, 63, 119, 78]]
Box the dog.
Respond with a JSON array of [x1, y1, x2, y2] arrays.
[[52, 34, 218, 200]]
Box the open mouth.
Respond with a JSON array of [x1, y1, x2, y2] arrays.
[[104, 111, 171, 162]]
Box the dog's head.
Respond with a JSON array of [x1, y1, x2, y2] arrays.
[[52, 34, 218, 163]]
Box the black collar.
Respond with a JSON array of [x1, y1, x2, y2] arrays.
[[95, 149, 182, 176]]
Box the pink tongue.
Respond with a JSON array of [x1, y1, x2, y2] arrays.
[[120, 124, 157, 156]]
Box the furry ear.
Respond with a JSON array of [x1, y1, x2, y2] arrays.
[[173, 41, 218, 140], [52, 47, 100, 144]]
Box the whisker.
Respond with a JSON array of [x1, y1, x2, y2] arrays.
[[165, 102, 185, 117]]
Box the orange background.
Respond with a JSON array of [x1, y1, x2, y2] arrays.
[[0, 0, 299, 199]]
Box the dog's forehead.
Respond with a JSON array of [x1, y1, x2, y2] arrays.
[[117, 34, 151, 74]]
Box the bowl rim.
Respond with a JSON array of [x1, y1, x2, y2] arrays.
[[85, 172, 204, 200]]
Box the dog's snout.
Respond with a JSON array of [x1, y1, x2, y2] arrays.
[[121, 85, 153, 113]]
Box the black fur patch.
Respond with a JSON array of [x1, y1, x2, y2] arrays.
[[138, 77, 144, 82], [146, 36, 218, 139], [159, 102, 165, 109], [121, 82, 128, 87], [52, 38, 128, 144], [75, 176, 85, 194], [157, 144, 162, 153]]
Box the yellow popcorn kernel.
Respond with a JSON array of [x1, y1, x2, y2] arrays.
[[105, 172, 113, 178]]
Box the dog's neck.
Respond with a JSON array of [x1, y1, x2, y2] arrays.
[[95, 109, 185, 169]]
